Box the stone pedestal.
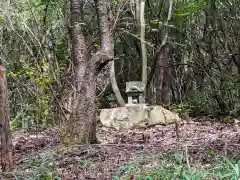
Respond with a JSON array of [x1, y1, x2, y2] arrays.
[[100, 105, 181, 130]]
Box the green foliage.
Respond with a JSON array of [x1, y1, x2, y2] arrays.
[[15, 151, 61, 180], [118, 165, 134, 173], [173, 0, 206, 17], [16, 165, 61, 180], [171, 103, 192, 116], [0, 0, 239, 130], [114, 152, 240, 180], [170, 93, 208, 117], [8, 59, 56, 129], [0, 0, 68, 129], [209, 159, 240, 180], [171, 75, 240, 118], [78, 159, 90, 169]]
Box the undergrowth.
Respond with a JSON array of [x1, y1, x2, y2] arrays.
[[114, 151, 240, 180], [8, 149, 240, 180]]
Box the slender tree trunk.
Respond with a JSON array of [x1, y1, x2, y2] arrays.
[[140, 0, 147, 98], [135, 0, 148, 101], [155, 45, 170, 105], [161, 45, 171, 104], [95, 0, 125, 107], [110, 63, 125, 106], [0, 60, 12, 171], [134, 0, 142, 61], [135, 0, 140, 29], [146, 0, 173, 94]]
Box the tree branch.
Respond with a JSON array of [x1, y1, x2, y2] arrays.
[[146, 0, 173, 87], [94, 0, 125, 106], [93, 52, 119, 75]]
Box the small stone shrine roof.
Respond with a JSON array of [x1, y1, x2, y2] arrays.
[[126, 81, 145, 93]]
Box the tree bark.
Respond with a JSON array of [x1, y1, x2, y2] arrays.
[[140, 0, 147, 100], [95, 0, 125, 107], [67, 0, 97, 144], [0, 60, 12, 171], [146, 0, 173, 87], [155, 45, 170, 105], [66, 0, 120, 144]]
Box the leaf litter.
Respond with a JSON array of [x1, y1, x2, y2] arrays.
[[1, 118, 240, 179]]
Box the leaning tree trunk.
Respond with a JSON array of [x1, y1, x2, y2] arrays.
[[0, 59, 12, 171], [110, 63, 125, 106], [95, 0, 125, 107], [97, 0, 125, 107]]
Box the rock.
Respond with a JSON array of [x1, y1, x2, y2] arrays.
[[100, 104, 181, 130]]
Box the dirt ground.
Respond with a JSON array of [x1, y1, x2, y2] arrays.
[[5, 119, 240, 179]]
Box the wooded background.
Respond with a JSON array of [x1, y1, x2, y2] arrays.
[[0, 0, 239, 135]]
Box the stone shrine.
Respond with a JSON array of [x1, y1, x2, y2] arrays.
[[126, 81, 145, 104]]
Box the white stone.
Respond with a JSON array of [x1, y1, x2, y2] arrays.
[[100, 105, 181, 130]]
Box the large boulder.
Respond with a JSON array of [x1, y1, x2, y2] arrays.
[[100, 104, 181, 130]]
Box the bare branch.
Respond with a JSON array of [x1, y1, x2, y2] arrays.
[[147, 0, 173, 87]]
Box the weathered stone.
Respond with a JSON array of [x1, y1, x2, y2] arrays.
[[100, 104, 181, 130], [126, 81, 145, 104]]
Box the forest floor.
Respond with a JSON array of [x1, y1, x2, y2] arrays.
[[1, 118, 240, 179]]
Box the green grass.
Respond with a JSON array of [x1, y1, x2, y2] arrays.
[[114, 151, 240, 180], [7, 148, 240, 180]]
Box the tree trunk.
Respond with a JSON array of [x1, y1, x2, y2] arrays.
[[155, 45, 170, 105], [66, 0, 118, 144], [135, 0, 140, 30], [140, 0, 147, 99], [110, 62, 125, 106], [67, 0, 97, 144], [95, 0, 125, 107], [0, 60, 12, 171], [161, 46, 171, 104]]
